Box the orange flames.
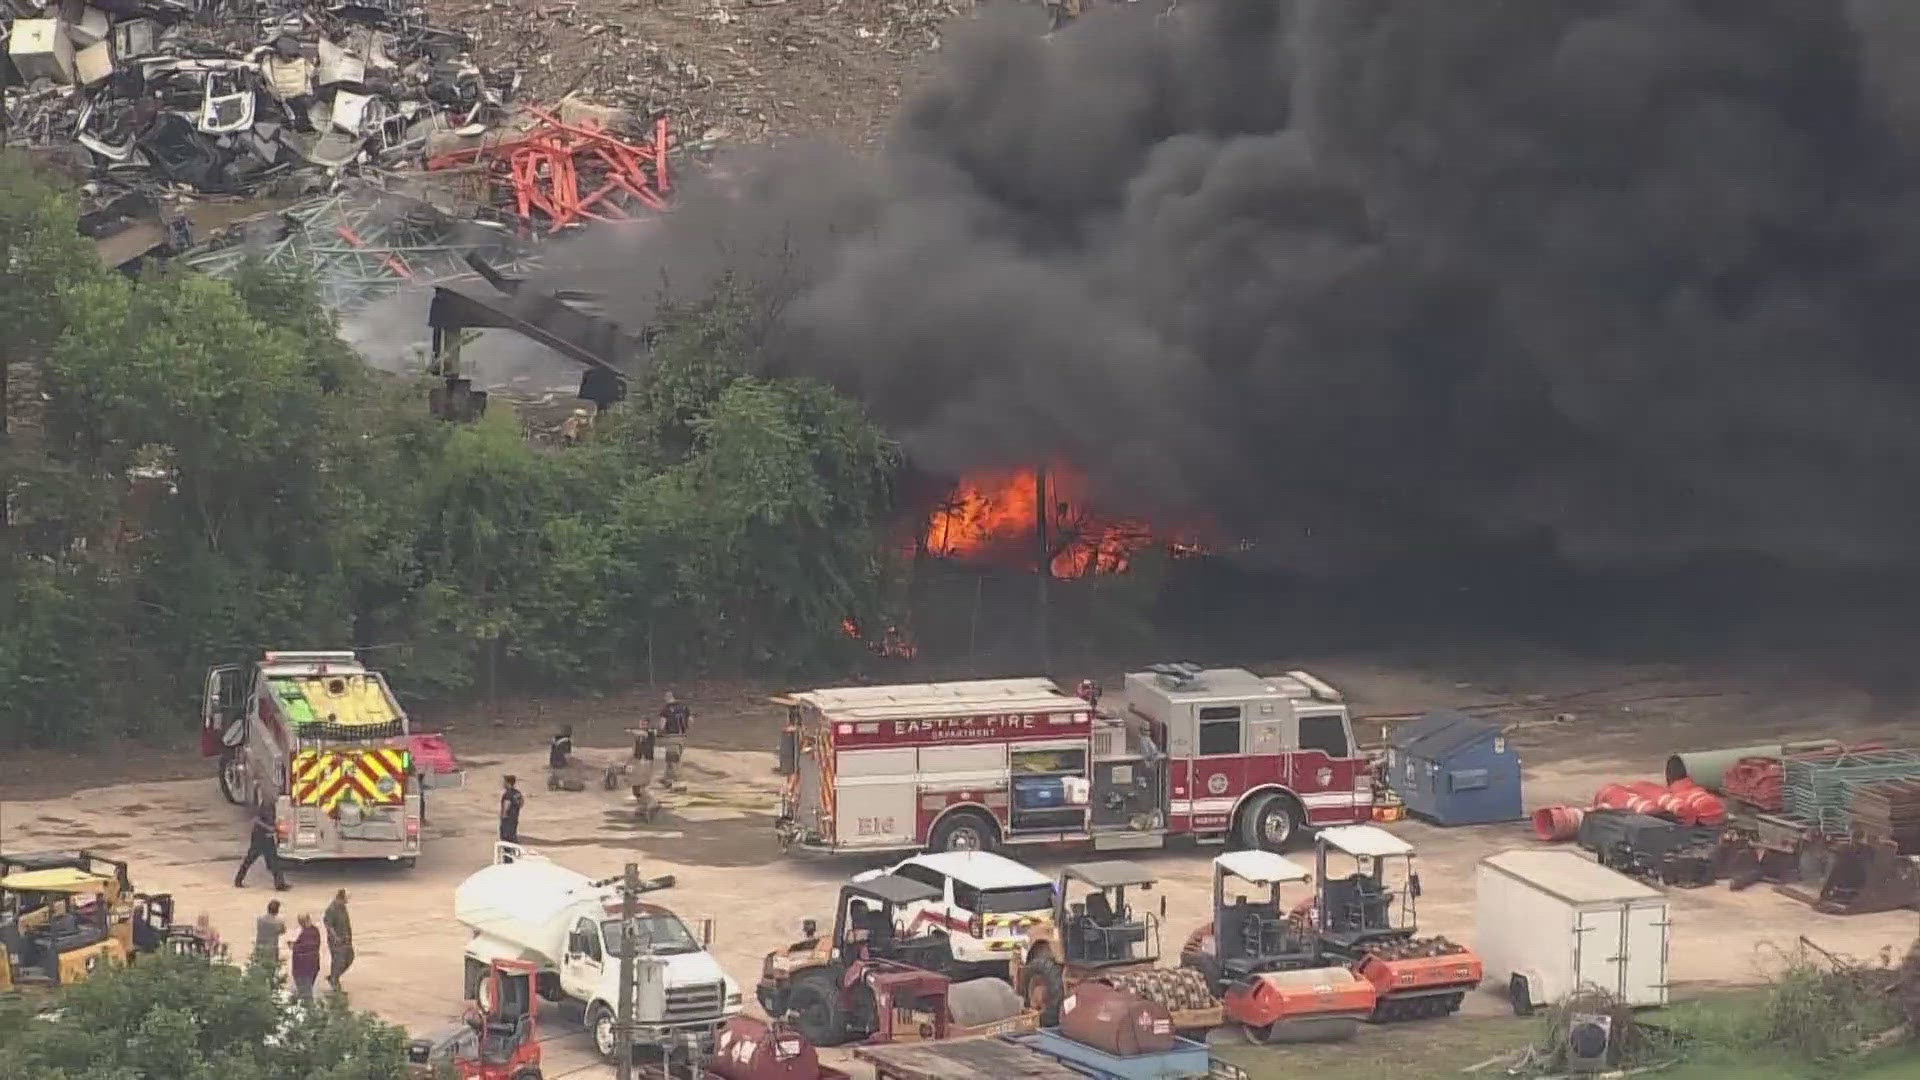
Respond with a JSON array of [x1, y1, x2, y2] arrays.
[[924, 462, 1203, 577]]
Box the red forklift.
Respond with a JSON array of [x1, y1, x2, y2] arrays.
[[408, 959, 542, 1079]]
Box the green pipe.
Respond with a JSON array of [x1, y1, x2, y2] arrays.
[[1664, 740, 1844, 792]]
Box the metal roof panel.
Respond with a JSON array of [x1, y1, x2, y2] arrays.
[[1062, 860, 1158, 889], [849, 874, 945, 906], [1214, 849, 1312, 884], [1316, 824, 1415, 858]]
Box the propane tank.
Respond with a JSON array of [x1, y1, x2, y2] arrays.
[[708, 1017, 824, 1080], [1059, 980, 1177, 1057], [947, 977, 1023, 1028]]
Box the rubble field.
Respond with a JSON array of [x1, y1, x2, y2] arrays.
[[2, 649, 1916, 1077]]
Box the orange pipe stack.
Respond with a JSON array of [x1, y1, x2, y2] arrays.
[[1586, 777, 1725, 826]]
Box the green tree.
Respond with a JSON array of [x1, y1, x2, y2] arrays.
[[0, 155, 912, 747], [0, 952, 411, 1080]]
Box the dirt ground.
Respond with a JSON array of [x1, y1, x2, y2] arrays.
[[3, 646, 1918, 1079]]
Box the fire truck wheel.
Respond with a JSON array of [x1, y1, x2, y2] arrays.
[[787, 971, 850, 1047], [218, 750, 246, 805], [511, 1069, 541, 1080], [1019, 955, 1066, 1025], [1240, 793, 1303, 853], [928, 811, 998, 854]]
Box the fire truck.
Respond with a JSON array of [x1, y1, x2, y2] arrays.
[[773, 664, 1371, 856], [200, 651, 455, 866]]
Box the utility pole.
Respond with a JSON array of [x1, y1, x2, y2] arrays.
[[1035, 464, 1050, 673], [615, 861, 638, 1080]]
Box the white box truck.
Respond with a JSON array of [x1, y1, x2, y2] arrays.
[[1475, 849, 1671, 1016], [453, 843, 743, 1061]]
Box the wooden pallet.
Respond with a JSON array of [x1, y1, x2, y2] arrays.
[[1852, 779, 1920, 855]]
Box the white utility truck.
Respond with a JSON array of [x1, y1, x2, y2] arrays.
[[1475, 849, 1671, 1016], [453, 843, 743, 1061]]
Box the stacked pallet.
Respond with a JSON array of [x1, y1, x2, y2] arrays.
[[1851, 779, 1920, 855], [1782, 750, 1920, 836]]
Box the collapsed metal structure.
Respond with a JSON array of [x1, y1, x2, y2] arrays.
[[425, 253, 639, 420]]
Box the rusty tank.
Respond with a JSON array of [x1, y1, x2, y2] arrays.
[[708, 1017, 830, 1080], [1058, 980, 1177, 1057]]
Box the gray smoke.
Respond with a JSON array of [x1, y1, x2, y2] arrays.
[[526, 0, 1920, 572]]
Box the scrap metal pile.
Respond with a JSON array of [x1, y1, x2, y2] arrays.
[[2, 0, 518, 199], [180, 180, 535, 312]]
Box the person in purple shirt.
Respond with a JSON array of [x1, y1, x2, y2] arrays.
[[290, 913, 321, 1002]]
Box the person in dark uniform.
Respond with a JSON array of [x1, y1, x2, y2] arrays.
[[629, 726, 658, 817], [235, 802, 291, 891], [658, 692, 690, 789], [498, 774, 524, 842], [549, 725, 574, 770]]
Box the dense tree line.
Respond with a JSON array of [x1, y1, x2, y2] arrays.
[[0, 154, 902, 749]]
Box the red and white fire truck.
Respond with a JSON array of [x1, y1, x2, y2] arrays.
[[773, 664, 1371, 856], [200, 651, 462, 865]]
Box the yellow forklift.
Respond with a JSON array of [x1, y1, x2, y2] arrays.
[[0, 850, 195, 993]]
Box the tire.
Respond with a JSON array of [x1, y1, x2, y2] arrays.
[[787, 971, 850, 1047], [1018, 954, 1066, 1025], [1509, 974, 1534, 1017], [463, 957, 487, 1001], [1240, 792, 1303, 853], [476, 970, 498, 1014], [399, 858, 417, 870], [511, 1069, 542, 1080], [927, 811, 997, 854], [588, 1001, 619, 1061], [218, 750, 246, 805]]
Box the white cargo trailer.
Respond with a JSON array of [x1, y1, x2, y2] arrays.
[[1475, 849, 1670, 1015]]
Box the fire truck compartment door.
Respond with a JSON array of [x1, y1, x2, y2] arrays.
[[834, 749, 917, 846]]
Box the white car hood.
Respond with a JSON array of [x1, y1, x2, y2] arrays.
[[660, 949, 734, 990]]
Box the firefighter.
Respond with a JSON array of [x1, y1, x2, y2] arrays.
[[658, 691, 690, 790], [1076, 679, 1102, 710], [235, 801, 290, 891], [499, 774, 524, 842], [549, 724, 575, 770], [628, 725, 658, 817]]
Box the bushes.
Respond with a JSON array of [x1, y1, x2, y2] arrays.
[[0, 951, 412, 1079], [1519, 945, 1910, 1077]]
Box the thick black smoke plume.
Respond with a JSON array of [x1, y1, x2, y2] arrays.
[[527, 0, 1920, 573]]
